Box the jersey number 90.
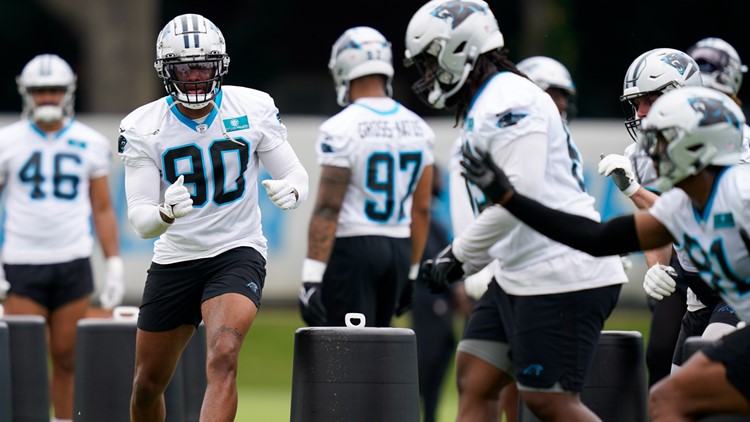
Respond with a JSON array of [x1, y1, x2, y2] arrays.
[[162, 139, 249, 207]]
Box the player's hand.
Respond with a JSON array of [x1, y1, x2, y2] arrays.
[[298, 282, 326, 326], [643, 264, 677, 300], [598, 154, 640, 197], [620, 255, 634, 272], [395, 264, 419, 316], [463, 265, 493, 300], [421, 244, 465, 294], [460, 144, 514, 204], [0, 276, 9, 301], [99, 256, 125, 310], [262, 179, 299, 210], [159, 175, 193, 220]]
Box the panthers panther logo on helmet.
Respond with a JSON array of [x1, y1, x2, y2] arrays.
[[662, 53, 699, 81], [689, 97, 742, 128], [432, 1, 488, 29]]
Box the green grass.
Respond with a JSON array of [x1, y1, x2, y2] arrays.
[[235, 305, 652, 422]]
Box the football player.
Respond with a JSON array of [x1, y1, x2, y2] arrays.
[[0, 53, 123, 422], [462, 85, 750, 420], [299, 26, 435, 328], [405, 1, 628, 420], [119, 14, 308, 421]]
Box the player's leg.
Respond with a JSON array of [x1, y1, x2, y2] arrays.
[[48, 295, 89, 420], [412, 281, 455, 422], [47, 258, 95, 420], [198, 246, 265, 421], [324, 236, 383, 326], [199, 293, 257, 421], [645, 289, 687, 386], [702, 300, 740, 339], [131, 325, 195, 420], [498, 380, 519, 422], [455, 282, 513, 422], [514, 284, 621, 420], [650, 327, 750, 420], [131, 256, 209, 420]]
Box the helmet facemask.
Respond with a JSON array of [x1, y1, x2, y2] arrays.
[[404, 40, 476, 109], [156, 58, 227, 109], [620, 87, 677, 142]]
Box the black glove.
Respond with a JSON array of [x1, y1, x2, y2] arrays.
[[395, 279, 415, 317], [460, 143, 514, 204], [741, 228, 750, 254], [298, 282, 327, 326], [420, 244, 465, 294]]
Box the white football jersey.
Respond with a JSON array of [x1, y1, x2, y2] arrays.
[[462, 72, 626, 294], [741, 123, 750, 164], [119, 86, 287, 264], [316, 97, 435, 238], [650, 165, 750, 322], [0, 119, 111, 264]]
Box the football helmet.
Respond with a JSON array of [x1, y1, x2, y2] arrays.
[[329, 26, 393, 107], [517, 56, 576, 96], [154, 13, 230, 109], [639, 86, 744, 191], [517, 55, 576, 118], [621, 48, 702, 141], [16, 54, 77, 123], [687, 37, 747, 97], [404, 0, 504, 109]]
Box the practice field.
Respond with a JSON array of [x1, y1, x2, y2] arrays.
[[234, 305, 652, 422]]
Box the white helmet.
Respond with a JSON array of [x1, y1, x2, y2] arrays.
[[329, 26, 394, 107], [404, 0, 504, 109], [154, 13, 230, 109], [621, 48, 702, 140], [517, 56, 576, 96], [687, 37, 747, 97], [16, 54, 77, 123], [639, 86, 744, 191]]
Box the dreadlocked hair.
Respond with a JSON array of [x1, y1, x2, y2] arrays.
[[453, 47, 530, 125]]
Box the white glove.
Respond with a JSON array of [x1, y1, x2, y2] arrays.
[[99, 256, 125, 310], [643, 264, 677, 300], [0, 267, 9, 301], [158, 175, 193, 220], [598, 154, 640, 197], [262, 179, 299, 210], [620, 255, 633, 272], [463, 265, 493, 300]]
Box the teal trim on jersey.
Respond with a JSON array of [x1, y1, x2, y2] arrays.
[[166, 89, 223, 132], [353, 100, 400, 115], [223, 115, 250, 132], [692, 166, 730, 224], [29, 118, 75, 139], [466, 71, 506, 116], [714, 213, 735, 229]]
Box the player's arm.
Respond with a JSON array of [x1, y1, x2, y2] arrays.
[[90, 176, 120, 259], [306, 165, 349, 264], [124, 163, 172, 238], [298, 165, 349, 325], [410, 165, 433, 270], [461, 146, 675, 256]]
